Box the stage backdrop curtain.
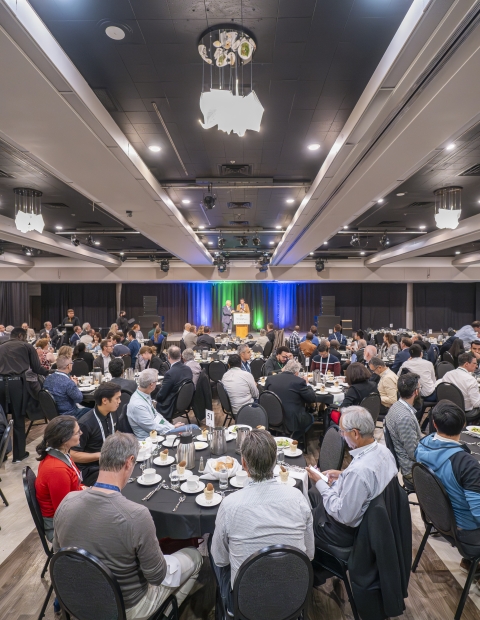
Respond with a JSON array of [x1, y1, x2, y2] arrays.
[[41, 284, 116, 330], [0, 282, 29, 326], [413, 283, 479, 331]]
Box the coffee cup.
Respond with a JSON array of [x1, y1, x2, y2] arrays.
[[187, 475, 199, 491], [143, 468, 156, 483], [236, 470, 248, 487], [138, 448, 148, 460]]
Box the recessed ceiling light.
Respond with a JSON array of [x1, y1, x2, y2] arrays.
[[198, 226, 205, 230], [396, 192, 406, 196], [377, 198, 384, 203], [308, 143, 321, 151], [120, 252, 125, 256], [446, 143, 455, 151], [208, 241, 213, 245], [309, 252, 314, 255], [343, 225, 348, 229], [269, 241, 275, 245], [94, 241, 100, 245], [360, 251, 365, 255], [105, 26, 125, 40], [419, 225, 426, 230], [182, 199, 191, 204], [286, 199, 294, 204], [455, 251, 460, 255], [55, 225, 63, 230], [275, 225, 282, 230], [149, 145, 161, 152], [324, 241, 328, 245]]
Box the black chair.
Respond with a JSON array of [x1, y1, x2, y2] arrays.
[[435, 361, 455, 379], [442, 350, 456, 366], [359, 393, 381, 425], [258, 390, 290, 436], [179, 338, 186, 353], [172, 380, 195, 423], [38, 389, 59, 421], [72, 358, 89, 377], [236, 403, 268, 428], [116, 404, 134, 434], [263, 339, 273, 358], [121, 354, 132, 371], [318, 425, 344, 472], [208, 360, 228, 384], [436, 382, 465, 411], [215, 544, 312, 620], [0, 420, 13, 507], [23, 466, 54, 620], [251, 344, 263, 353], [297, 350, 306, 370], [249, 358, 265, 382], [374, 332, 384, 345], [51, 547, 178, 620], [216, 381, 234, 426], [412, 463, 480, 619], [120, 390, 132, 407]]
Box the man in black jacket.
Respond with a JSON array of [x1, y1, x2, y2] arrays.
[[156, 346, 193, 420], [61, 309, 80, 327], [263, 346, 290, 376], [196, 326, 216, 349], [390, 337, 412, 373], [39, 321, 60, 349], [108, 359, 137, 394], [116, 311, 129, 336], [266, 322, 276, 343]]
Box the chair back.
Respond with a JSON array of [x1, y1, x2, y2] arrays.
[[233, 545, 313, 620], [236, 404, 268, 428], [159, 337, 167, 355], [72, 359, 89, 377], [442, 351, 455, 365], [0, 420, 13, 468], [38, 389, 59, 421], [208, 360, 227, 383], [258, 390, 286, 431], [120, 391, 131, 408], [318, 425, 345, 472], [435, 361, 455, 379], [436, 383, 465, 411], [174, 380, 195, 414], [383, 423, 400, 469], [23, 466, 52, 559], [359, 393, 381, 424], [250, 358, 265, 382], [217, 381, 232, 415], [374, 332, 384, 345], [179, 339, 186, 352], [297, 350, 306, 370], [263, 340, 273, 358], [116, 404, 134, 434], [121, 355, 132, 371], [252, 344, 263, 354]]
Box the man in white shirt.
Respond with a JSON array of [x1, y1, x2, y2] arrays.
[[221, 354, 259, 415], [182, 323, 191, 340], [398, 343, 436, 401], [436, 352, 480, 423], [210, 429, 314, 612], [368, 357, 398, 414]]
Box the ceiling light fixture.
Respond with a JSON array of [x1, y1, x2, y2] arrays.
[[182, 199, 191, 204], [252, 236, 261, 246], [269, 241, 275, 245], [309, 252, 314, 256], [14, 188, 44, 234], [120, 255, 127, 262], [350, 234, 360, 247], [455, 251, 461, 255], [275, 226, 282, 230], [208, 241, 213, 245], [446, 143, 456, 151], [94, 241, 101, 246], [160, 259, 170, 273], [105, 26, 125, 40], [324, 241, 328, 245], [71, 235, 80, 247], [239, 236, 248, 247], [377, 198, 384, 203], [22, 246, 34, 256], [214, 253, 230, 273], [419, 225, 426, 230], [199, 226, 205, 230], [379, 233, 390, 248], [257, 253, 270, 272], [55, 225, 63, 230], [343, 226, 348, 229], [149, 255, 156, 262], [360, 251, 365, 256], [286, 199, 294, 204], [202, 183, 216, 210], [434, 186, 462, 229], [218, 236, 226, 249], [308, 144, 321, 151], [396, 192, 406, 196], [148, 145, 161, 152]]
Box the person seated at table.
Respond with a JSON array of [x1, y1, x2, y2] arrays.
[[55, 433, 203, 619], [72, 341, 94, 373], [93, 339, 114, 373], [238, 343, 253, 373], [329, 339, 340, 356], [86, 332, 102, 355], [446, 337, 466, 368], [210, 429, 314, 611], [341, 362, 378, 408], [43, 355, 91, 419], [184, 325, 197, 349], [21, 322, 36, 343], [368, 357, 398, 415], [391, 337, 412, 373], [265, 359, 316, 439], [127, 369, 200, 437], [196, 325, 215, 349], [380, 332, 399, 357], [182, 349, 201, 386], [385, 372, 422, 485], [300, 325, 319, 346], [35, 416, 83, 541], [79, 323, 93, 344], [266, 322, 276, 343], [109, 322, 120, 335], [221, 354, 259, 416], [113, 334, 130, 357], [349, 339, 367, 364], [328, 324, 347, 346], [398, 344, 436, 402], [155, 346, 193, 420], [70, 382, 121, 486], [415, 400, 480, 572], [454, 321, 480, 347], [136, 346, 169, 374], [307, 406, 397, 551], [471, 340, 480, 375], [299, 332, 317, 358], [412, 334, 438, 364], [132, 323, 144, 340], [435, 352, 480, 423], [70, 325, 82, 346], [148, 322, 160, 339], [35, 338, 55, 370], [255, 328, 270, 351], [263, 346, 290, 376], [126, 330, 141, 369], [312, 342, 341, 376], [108, 358, 137, 394], [197, 325, 205, 337], [347, 330, 364, 352]]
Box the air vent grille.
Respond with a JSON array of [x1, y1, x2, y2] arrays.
[[227, 201, 252, 209], [218, 164, 253, 176], [0, 169, 13, 178], [459, 164, 480, 176], [229, 220, 249, 225], [43, 202, 69, 209]]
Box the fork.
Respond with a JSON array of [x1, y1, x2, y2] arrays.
[[161, 483, 182, 494], [172, 495, 186, 511], [142, 482, 163, 501]]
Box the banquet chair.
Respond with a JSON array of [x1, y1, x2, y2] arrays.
[[442, 350, 456, 366], [72, 359, 89, 377], [216, 381, 234, 426], [172, 380, 195, 424], [179, 339, 186, 353], [249, 358, 264, 382], [51, 547, 178, 620], [436, 383, 465, 412], [236, 403, 268, 428], [121, 354, 132, 371], [208, 360, 228, 384], [258, 390, 291, 438], [263, 339, 273, 358], [38, 389, 60, 421], [412, 463, 480, 620], [359, 393, 381, 425], [116, 404, 134, 434], [318, 425, 344, 472], [435, 361, 455, 379], [297, 350, 306, 370], [251, 344, 263, 353], [0, 420, 13, 507]]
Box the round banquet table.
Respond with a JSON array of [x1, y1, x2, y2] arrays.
[[122, 436, 306, 539]]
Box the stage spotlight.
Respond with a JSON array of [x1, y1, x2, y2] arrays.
[[120, 255, 127, 263], [202, 183, 216, 210], [160, 259, 170, 273], [379, 233, 390, 248], [71, 235, 80, 247], [350, 234, 360, 247], [22, 246, 34, 256], [218, 236, 226, 249], [315, 259, 325, 273], [149, 255, 156, 262], [86, 234, 95, 247], [256, 253, 270, 272], [214, 253, 229, 273], [239, 236, 248, 247], [252, 236, 261, 247]]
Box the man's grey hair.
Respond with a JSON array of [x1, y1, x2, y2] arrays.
[[56, 355, 72, 370], [82, 322, 90, 330], [238, 344, 250, 355], [369, 356, 386, 369], [139, 368, 158, 388], [44, 321, 51, 328], [168, 345, 181, 361], [357, 339, 367, 348], [364, 345, 377, 361], [5, 326, 13, 333], [341, 406, 375, 437], [99, 433, 139, 472], [259, 329, 266, 336], [241, 429, 277, 482], [283, 359, 302, 374], [182, 348, 195, 362]]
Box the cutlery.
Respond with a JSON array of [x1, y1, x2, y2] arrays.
[[161, 483, 182, 494], [172, 495, 186, 511], [127, 476, 140, 483], [142, 482, 162, 501]]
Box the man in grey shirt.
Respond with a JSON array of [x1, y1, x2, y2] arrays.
[[221, 354, 259, 415], [210, 429, 314, 612], [54, 433, 202, 619], [182, 348, 202, 386]]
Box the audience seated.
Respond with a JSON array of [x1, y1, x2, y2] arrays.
[[132, 323, 144, 340], [221, 354, 259, 415], [380, 332, 399, 357], [35, 416, 82, 542], [39, 321, 60, 348], [347, 330, 364, 352], [150, 327, 164, 352], [70, 382, 121, 486], [471, 340, 480, 376], [155, 346, 193, 420], [210, 429, 313, 611], [182, 349, 202, 386], [35, 338, 55, 370], [454, 321, 480, 347], [238, 343, 253, 372], [148, 322, 160, 339], [301, 325, 319, 346], [135, 346, 169, 375], [55, 433, 203, 618], [412, 334, 438, 364], [263, 345, 290, 375], [196, 326, 216, 349], [368, 357, 398, 414], [72, 341, 94, 372], [436, 352, 480, 423], [184, 326, 197, 349], [362, 344, 378, 369], [86, 332, 102, 355], [385, 373, 423, 484], [127, 368, 200, 437], [328, 324, 347, 346], [108, 358, 137, 393], [70, 325, 82, 346], [43, 355, 91, 419], [254, 328, 269, 350], [113, 334, 130, 357], [391, 337, 412, 372], [182, 322, 191, 339], [21, 322, 36, 342], [307, 406, 397, 551], [93, 339, 114, 373], [349, 339, 367, 364], [342, 362, 378, 408], [299, 332, 318, 358], [266, 322, 276, 343], [126, 330, 141, 369], [312, 342, 341, 376], [80, 323, 93, 344], [398, 344, 436, 402]]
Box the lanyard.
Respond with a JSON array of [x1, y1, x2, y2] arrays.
[[94, 410, 113, 443], [47, 448, 83, 482], [399, 399, 416, 414], [320, 354, 330, 373], [94, 482, 120, 492], [136, 390, 161, 419]]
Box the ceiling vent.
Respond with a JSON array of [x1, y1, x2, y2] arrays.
[[227, 201, 252, 209], [80, 221, 103, 226], [43, 202, 69, 209], [218, 164, 253, 176], [407, 202, 432, 207], [93, 88, 120, 112], [229, 220, 249, 225], [459, 164, 480, 176], [0, 169, 14, 178]]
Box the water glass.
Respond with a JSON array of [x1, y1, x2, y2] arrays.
[[219, 468, 229, 490], [276, 449, 284, 465], [170, 464, 180, 490]]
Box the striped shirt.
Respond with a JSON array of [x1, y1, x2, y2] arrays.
[[289, 330, 301, 353]]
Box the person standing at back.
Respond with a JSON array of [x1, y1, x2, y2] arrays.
[[126, 330, 141, 369], [116, 311, 129, 336]]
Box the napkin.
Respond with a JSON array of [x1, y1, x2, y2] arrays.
[[333, 392, 345, 405], [200, 457, 241, 480], [274, 465, 310, 504], [162, 555, 182, 588]]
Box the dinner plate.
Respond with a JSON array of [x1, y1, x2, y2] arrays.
[[275, 476, 296, 487], [150, 436, 165, 444], [137, 474, 162, 486], [225, 433, 235, 442], [466, 426, 480, 436], [195, 434, 210, 442], [284, 448, 303, 458], [275, 437, 292, 449], [229, 475, 248, 488], [180, 481, 205, 494], [170, 469, 193, 481], [153, 455, 175, 466], [326, 388, 343, 394], [136, 454, 151, 462], [195, 493, 222, 507], [78, 386, 94, 392], [229, 424, 252, 436], [194, 441, 208, 450]]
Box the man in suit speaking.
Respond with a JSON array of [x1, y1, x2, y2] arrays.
[[236, 298, 250, 313], [222, 300, 233, 333]]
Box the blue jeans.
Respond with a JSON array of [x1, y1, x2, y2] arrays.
[[423, 391, 437, 402], [164, 424, 201, 435], [68, 407, 91, 420]]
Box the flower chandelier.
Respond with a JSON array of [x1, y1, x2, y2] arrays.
[[14, 187, 44, 234], [434, 186, 462, 230], [198, 25, 264, 137]]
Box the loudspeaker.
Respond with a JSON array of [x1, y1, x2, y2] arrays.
[[320, 296, 335, 316], [143, 296, 157, 315]]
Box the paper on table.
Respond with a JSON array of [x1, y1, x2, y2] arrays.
[[274, 465, 310, 504]]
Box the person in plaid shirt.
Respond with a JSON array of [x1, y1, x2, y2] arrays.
[[289, 325, 301, 355]]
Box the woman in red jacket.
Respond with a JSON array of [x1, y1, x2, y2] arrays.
[[35, 415, 83, 542]]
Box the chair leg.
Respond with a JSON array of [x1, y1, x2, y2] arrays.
[[412, 523, 432, 572], [41, 554, 51, 579], [455, 557, 480, 620], [37, 584, 53, 620], [0, 486, 8, 507]]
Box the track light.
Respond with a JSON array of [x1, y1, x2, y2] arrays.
[[350, 234, 360, 247], [160, 259, 170, 273], [252, 236, 261, 246], [149, 255, 156, 262], [120, 255, 127, 263], [379, 233, 390, 248], [256, 253, 270, 272], [213, 253, 229, 273], [22, 246, 34, 256], [202, 183, 216, 210], [86, 234, 95, 247], [239, 236, 248, 247], [71, 235, 80, 247], [218, 236, 226, 249], [315, 259, 325, 273]]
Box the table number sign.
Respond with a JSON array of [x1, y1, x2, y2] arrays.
[[205, 409, 215, 428]]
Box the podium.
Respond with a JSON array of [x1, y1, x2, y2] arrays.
[[234, 312, 250, 339]]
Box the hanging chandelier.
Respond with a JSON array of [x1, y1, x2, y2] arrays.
[[14, 188, 44, 234], [434, 186, 462, 229], [198, 25, 264, 137]]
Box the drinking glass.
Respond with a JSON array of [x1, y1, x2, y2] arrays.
[[219, 468, 228, 490], [170, 464, 180, 489], [276, 449, 285, 466]]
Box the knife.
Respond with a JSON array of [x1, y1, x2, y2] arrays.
[[142, 482, 163, 501]]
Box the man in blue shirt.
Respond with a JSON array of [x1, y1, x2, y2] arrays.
[[43, 354, 91, 419], [126, 330, 141, 369], [328, 324, 347, 346], [300, 325, 319, 346], [391, 337, 412, 372]]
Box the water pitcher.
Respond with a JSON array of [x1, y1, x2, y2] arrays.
[[209, 426, 227, 456], [235, 427, 249, 455], [176, 433, 195, 470]]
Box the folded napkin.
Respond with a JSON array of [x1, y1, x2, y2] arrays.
[[162, 555, 182, 588], [333, 392, 345, 405], [274, 465, 310, 505], [200, 457, 240, 480]]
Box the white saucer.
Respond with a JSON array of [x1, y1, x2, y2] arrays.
[[163, 438, 180, 448], [170, 469, 193, 481], [150, 436, 165, 444], [195, 434, 210, 442], [194, 441, 208, 450], [225, 434, 236, 442], [195, 492, 222, 507], [285, 448, 302, 458], [326, 388, 343, 394], [153, 455, 175, 466], [180, 481, 205, 494], [229, 475, 248, 488], [136, 454, 151, 462], [78, 386, 94, 392], [137, 474, 162, 486], [275, 476, 296, 487]]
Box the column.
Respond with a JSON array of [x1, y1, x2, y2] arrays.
[[406, 282, 413, 330], [116, 282, 122, 316]]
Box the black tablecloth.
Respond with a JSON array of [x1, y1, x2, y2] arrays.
[[122, 437, 306, 538]]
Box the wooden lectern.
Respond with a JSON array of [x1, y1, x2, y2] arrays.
[[234, 312, 250, 339]]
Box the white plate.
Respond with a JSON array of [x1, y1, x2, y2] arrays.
[[150, 436, 165, 444], [229, 475, 248, 488], [170, 469, 193, 481], [137, 474, 162, 486], [326, 388, 343, 394], [153, 455, 175, 466], [136, 454, 151, 462], [284, 448, 302, 458], [229, 424, 252, 436], [195, 434, 210, 442], [275, 437, 292, 449], [180, 481, 205, 494], [195, 492, 222, 507], [275, 476, 296, 487], [162, 437, 180, 448], [78, 386, 94, 392], [194, 441, 208, 450], [466, 426, 480, 436], [225, 434, 236, 442]]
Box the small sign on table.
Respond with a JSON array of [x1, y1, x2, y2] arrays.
[[205, 409, 215, 428]]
